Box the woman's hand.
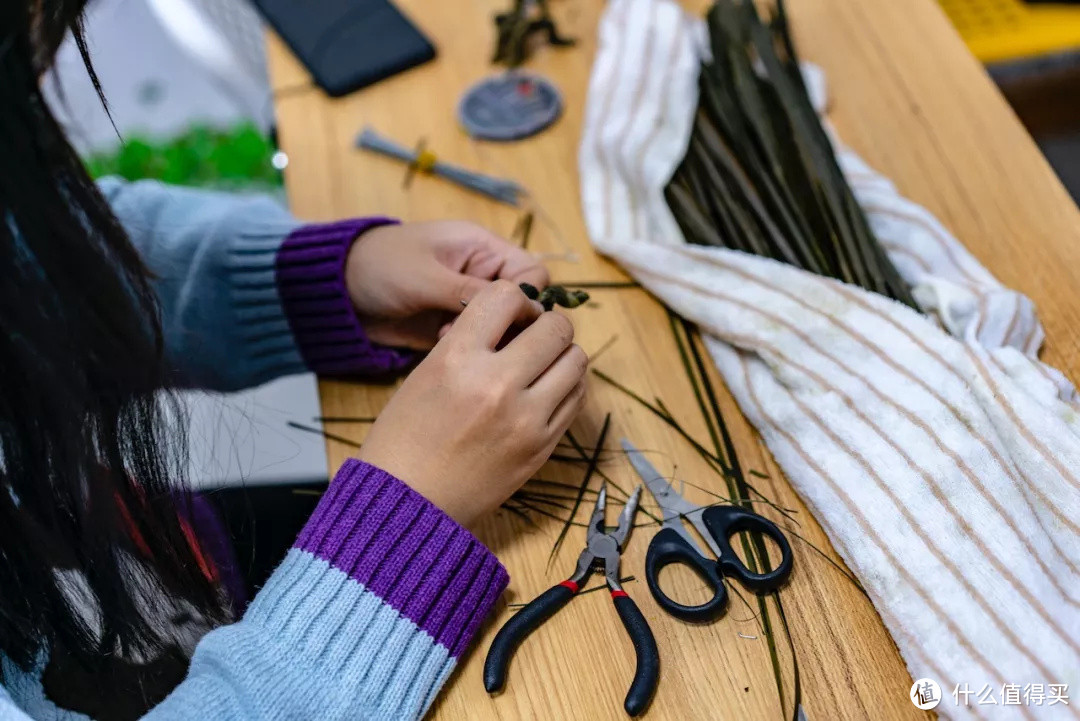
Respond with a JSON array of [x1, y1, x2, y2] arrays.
[[357, 280, 588, 528], [345, 220, 549, 349]]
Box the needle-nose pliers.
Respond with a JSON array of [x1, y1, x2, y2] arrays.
[[483, 483, 659, 716]]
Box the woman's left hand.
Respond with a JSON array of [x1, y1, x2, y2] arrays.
[[345, 220, 549, 349]]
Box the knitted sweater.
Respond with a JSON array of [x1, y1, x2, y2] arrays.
[[0, 179, 509, 720]]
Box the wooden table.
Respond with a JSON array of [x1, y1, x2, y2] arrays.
[[266, 1, 1080, 718]]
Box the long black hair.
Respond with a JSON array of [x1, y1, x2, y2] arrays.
[[0, 0, 227, 705]]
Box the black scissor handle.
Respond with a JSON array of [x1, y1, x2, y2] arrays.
[[483, 582, 576, 694], [645, 527, 730, 623], [702, 505, 794, 593], [611, 591, 659, 716]]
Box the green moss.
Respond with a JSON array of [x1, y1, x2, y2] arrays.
[[85, 123, 282, 189]]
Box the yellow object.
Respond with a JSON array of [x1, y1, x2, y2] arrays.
[[937, 0, 1080, 62], [946, 0, 1080, 62], [414, 148, 438, 172]]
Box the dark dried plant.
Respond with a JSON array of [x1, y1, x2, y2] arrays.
[[665, 0, 916, 308]]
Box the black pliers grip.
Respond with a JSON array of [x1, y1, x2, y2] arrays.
[[483, 578, 659, 717]]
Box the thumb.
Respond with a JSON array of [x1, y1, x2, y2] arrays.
[[424, 265, 493, 313]]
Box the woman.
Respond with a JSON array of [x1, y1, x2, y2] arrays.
[[0, 1, 587, 719]]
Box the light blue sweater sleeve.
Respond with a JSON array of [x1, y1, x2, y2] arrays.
[[97, 177, 308, 390], [0, 461, 508, 720], [146, 461, 508, 721], [0, 686, 32, 720], [97, 178, 414, 389], [98, 175, 308, 388]]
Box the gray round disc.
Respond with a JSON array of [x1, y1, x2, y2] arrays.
[[458, 73, 563, 142]]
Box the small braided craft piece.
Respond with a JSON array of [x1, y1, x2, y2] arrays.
[[519, 283, 590, 311]]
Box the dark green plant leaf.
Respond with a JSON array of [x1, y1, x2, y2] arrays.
[[286, 421, 361, 449], [547, 415, 611, 568], [668, 1, 917, 308]]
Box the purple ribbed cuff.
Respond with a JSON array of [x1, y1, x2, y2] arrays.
[[275, 218, 415, 376], [294, 459, 509, 657]]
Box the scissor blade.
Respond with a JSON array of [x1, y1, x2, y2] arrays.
[[620, 439, 700, 521]]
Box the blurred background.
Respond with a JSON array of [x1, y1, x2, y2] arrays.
[[47, 0, 1080, 200], [47, 0, 281, 193], [939, 0, 1080, 200]]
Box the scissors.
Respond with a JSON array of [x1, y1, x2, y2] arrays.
[[621, 438, 794, 623]]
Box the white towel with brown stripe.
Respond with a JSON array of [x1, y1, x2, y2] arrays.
[[579, 0, 1080, 717]]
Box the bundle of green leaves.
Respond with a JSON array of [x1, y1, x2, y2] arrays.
[[665, 0, 916, 308]]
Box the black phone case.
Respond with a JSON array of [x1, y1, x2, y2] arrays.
[[252, 0, 436, 97]]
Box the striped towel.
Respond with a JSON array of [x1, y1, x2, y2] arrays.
[[579, 1, 1080, 717]]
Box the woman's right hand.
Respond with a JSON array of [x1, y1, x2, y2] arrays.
[[357, 280, 588, 528]]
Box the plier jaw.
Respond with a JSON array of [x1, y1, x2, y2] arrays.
[[589, 483, 642, 549], [567, 482, 642, 589], [571, 483, 642, 592]]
